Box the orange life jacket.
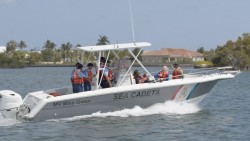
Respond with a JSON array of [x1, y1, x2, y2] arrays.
[[99, 67, 112, 81], [73, 69, 84, 84], [172, 69, 181, 79], [158, 70, 168, 78], [83, 69, 93, 82]]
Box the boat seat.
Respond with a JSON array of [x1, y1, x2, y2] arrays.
[[48, 92, 61, 97]]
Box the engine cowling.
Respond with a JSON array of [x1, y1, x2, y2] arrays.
[[0, 90, 23, 119]]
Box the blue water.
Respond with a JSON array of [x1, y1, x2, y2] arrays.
[[0, 67, 249, 141]]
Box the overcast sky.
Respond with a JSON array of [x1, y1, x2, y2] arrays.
[[0, 0, 250, 51]]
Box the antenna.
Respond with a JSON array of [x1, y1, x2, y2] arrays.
[[128, 0, 136, 43]]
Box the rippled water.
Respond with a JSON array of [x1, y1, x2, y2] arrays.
[[0, 67, 249, 141]]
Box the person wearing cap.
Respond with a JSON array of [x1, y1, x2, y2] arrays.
[[155, 66, 169, 81], [133, 70, 143, 84], [71, 63, 85, 93], [83, 63, 94, 91], [172, 63, 183, 79]]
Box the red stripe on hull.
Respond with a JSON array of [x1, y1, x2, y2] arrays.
[[171, 85, 183, 100]]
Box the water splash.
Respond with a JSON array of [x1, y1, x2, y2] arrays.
[[58, 101, 201, 121], [0, 113, 21, 126]]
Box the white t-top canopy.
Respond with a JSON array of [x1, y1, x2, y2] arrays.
[[77, 42, 151, 52]]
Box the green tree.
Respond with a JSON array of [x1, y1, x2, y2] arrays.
[[18, 40, 27, 50], [41, 40, 56, 62], [61, 42, 73, 63], [204, 49, 215, 62], [5, 40, 18, 57], [96, 35, 110, 45], [197, 47, 205, 54], [54, 49, 62, 62], [212, 40, 249, 68], [43, 40, 56, 50], [27, 52, 42, 64]]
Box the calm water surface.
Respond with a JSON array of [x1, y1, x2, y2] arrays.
[[0, 67, 249, 141]]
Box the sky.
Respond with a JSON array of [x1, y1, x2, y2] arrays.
[[0, 0, 250, 51]]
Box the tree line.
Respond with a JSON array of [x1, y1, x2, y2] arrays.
[[197, 33, 250, 69], [0, 35, 135, 68], [2, 33, 248, 69]]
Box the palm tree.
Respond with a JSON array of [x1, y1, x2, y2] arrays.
[[60, 42, 72, 63], [5, 40, 17, 57], [96, 35, 110, 57], [41, 40, 56, 62], [18, 40, 27, 50], [96, 35, 110, 45], [43, 40, 56, 50]]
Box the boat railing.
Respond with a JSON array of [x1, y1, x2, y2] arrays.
[[149, 68, 231, 81]]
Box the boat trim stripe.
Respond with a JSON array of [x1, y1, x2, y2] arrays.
[[171, 85, 183, 100], [186, 83, 200, 100]]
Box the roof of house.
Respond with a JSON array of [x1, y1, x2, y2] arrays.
[[0, 46, 6, 53], [142, 48, 203, 57]]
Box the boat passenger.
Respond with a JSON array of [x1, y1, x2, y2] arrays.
[[71, 63, 85, 93], [155, 66, 169, 81], [83, 63, 94, 91], [141, 74, 148, 82], [70, 62, 81, 84], [133, 70, 142, 84], [100, 56, 106, 63], [99, 61, 112, 88], [172, 63, 183, 79], [71, 62, 80, 73]]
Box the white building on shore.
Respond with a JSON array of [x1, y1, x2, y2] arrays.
[[0, 46, 6, 53]]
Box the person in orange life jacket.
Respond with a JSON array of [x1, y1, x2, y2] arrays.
[[99, 61, 112, 88], [172, 63, 183, 79], [154, 66, 169, 81], [133, 70, 143, 84], [71, 63, 85, 93], [70, 62, 81, 84], [83, 63, 94, 91]]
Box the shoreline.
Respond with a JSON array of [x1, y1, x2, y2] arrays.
[[27, 64, 195, 68]]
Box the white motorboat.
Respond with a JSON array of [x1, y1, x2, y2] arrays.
[[0, 42, 236, 121]]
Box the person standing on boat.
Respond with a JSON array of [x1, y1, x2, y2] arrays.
[[70, 62, 81, 83], [172, 63, 183, 79], [71, 63, 85, 93], [83, 63, 94, 91], [71, 62, 80, 73], [155, 66, 169, 81], [99, 61, 113, 88]]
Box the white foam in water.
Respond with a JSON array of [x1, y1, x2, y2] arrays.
[[59, 101, 201, 121], [0, 113, 21, 126]]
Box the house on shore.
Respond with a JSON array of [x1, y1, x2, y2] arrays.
[[141, 48, 204, 66]]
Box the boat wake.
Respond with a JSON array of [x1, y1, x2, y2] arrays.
[[56, 101, 201, 122], [0, 101, 201, 125], [0, 113, 21, 126]]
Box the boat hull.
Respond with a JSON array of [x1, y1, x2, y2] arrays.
[[24, 80, 218, 121]]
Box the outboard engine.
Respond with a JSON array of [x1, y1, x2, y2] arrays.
[[0, 90, 23, 119]]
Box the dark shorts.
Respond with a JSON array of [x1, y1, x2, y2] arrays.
[[73, 84, 83, 93], [100, 80, 110, 89], [84, 82, 91, 91]]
